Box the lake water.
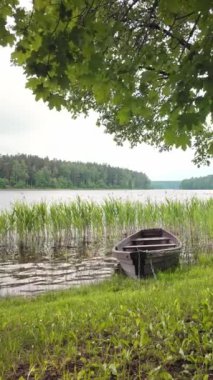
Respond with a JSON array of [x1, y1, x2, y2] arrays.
[[0, 189, 212, 211], [0, 189, 212, 296]]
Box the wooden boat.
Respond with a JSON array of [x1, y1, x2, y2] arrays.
[[112, 228, 182, 278]]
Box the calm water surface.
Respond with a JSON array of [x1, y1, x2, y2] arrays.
[[0, 189, 212, 296], [0, 189, 212, 210]]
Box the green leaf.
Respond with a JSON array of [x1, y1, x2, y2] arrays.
[[109, 363, 117, 376], [117, 106, 130, 124], [93, 82, 111, 103], [11, 49, 27, 64], [31, 35, 42, 52], [47, 94, 64, 111], [34, 0, 46, 11]]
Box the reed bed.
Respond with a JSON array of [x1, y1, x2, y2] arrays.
[[0, 197, 212, 256]]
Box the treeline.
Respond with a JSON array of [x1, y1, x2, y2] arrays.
[[180, 175, 213, 190], [0, 154, 150, 189]]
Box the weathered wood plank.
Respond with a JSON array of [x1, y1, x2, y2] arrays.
[[123, 243, 176, 250], [113, 251, 133, 261], [132, 237, 170, 242], [120, 263, 137, 278]]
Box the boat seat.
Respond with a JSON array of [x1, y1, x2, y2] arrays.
[[133, 237, 169, 241], [123, 243, 176, 250], [132, 237, 170, 242]]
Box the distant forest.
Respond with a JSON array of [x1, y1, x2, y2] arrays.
[[180, 175, 213, 190], [0, 154, 150, 189], [151, 181, 180, 189], [152, 176, 213, 190]]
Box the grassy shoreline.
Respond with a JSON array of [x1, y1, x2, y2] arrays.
[[0, 256, 213, 379]]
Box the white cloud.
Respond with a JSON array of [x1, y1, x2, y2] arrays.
[[0, 47, 212, 180]]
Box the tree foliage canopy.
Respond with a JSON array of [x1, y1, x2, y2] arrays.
[[1, 0, 212, 164]]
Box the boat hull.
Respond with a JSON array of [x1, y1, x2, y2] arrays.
[[112, 228, 182, 278]]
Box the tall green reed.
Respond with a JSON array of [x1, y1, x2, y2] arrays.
[[0, 197, 212, 255]]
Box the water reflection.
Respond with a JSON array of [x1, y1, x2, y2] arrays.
[[0, 256, 118, 297], [0, 236, 120, 296]]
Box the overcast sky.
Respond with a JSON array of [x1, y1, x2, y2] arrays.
[[0, 46, 212, 181]]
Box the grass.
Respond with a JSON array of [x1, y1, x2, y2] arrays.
[[0, 197, 212, 254], [0, 255, 213, 379]]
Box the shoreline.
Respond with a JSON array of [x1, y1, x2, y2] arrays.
[[1, 256, 213, 379]]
